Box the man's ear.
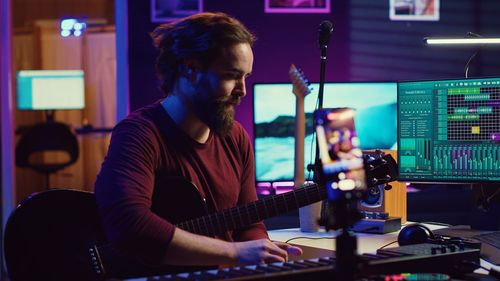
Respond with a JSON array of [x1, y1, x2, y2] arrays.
[[179, 61, 200, 80]]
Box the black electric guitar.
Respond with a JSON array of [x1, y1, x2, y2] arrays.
[[4, 154, 397, 281]]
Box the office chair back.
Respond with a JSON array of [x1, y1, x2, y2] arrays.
[[15, 121, 79, 174]]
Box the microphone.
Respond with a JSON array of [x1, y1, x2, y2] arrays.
[[314, 20, 333, 175], [318, 20, 334, 51]]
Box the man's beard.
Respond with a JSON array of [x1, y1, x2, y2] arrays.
[[196, 94, 240, 137]]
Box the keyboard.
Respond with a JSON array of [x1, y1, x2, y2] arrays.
[[123, 243, 480, 281], [473, 231, 500, 249]]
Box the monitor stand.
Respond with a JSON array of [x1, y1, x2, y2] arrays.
[[45, 110, 55, 123]]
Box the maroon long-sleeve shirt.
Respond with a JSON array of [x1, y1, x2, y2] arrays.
[[94, 100, 268, 266]]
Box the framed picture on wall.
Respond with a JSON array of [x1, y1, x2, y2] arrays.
[[389, 0, 440, 21], [265, 0, 331, 14], [151, 0, 203, 23]]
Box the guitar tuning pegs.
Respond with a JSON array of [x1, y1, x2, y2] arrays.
[[384, 184, 392, 191], [364, 154, 375, 162]]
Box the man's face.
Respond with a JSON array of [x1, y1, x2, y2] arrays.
[[191, 43, 253, 136]]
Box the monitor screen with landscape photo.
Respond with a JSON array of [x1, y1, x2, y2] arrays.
[[254, 81, 397, 183]]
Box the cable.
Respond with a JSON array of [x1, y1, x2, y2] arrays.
[[378, 240, 398, 250], [284, 236, 335, 244], [306, 96, 320, 182], [463, 32, 482, 78], [484, 186, 500, 203], [306, 132, 316, 181], [420, 221, 452, 227], [464, 50, 478, 78], [477, 184, 500, 212]]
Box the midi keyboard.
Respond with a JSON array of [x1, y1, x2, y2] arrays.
[[123, 243, 480, 281]]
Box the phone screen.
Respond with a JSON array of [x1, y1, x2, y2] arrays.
[[314, 108, 366, 201]]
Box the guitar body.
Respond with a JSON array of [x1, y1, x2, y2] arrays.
[[4, 178, 208, 281], [151, 176, 208, 225], [4, 189, 106, 281]]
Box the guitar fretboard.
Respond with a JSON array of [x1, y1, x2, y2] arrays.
[[176, 183, 324, 236]]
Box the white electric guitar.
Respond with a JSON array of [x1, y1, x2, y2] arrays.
[[289, 64, 312, 188]]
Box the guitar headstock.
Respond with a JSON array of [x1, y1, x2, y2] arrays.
[[364, 150, 399, 188], [289, 64, 312, 99]]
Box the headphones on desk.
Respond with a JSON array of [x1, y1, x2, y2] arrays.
[[398, 223, 482, 249], [398, 223, 436, 245]]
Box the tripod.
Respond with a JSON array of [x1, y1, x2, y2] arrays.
[[322, 196, 363, 281]]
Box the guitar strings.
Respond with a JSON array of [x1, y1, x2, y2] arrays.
[[196, 188, 324, 236]]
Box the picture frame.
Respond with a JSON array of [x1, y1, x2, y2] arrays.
[[265, 0, 330, 14], [389, 0, 440, 21], [151, 0, 203, 23]]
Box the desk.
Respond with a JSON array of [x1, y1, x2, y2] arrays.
[[268, 223, 500, 275]]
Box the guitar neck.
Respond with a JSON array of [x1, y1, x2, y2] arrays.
[[176, 183, 324, 236], [294, 96, 306, 187], [174, 152, 398, 237]]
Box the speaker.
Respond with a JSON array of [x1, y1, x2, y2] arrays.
[[359, 150, 407, 223]]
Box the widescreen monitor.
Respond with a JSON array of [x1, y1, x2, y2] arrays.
[[398, 77, 500, 182], [254, 82, 397, 183], [17, 70, 85, 110]]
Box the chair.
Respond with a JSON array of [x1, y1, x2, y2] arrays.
[[3, 189, 107, 281], [15, 121, 79, 188]]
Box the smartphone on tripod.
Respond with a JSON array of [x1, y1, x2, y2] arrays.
[[314, 107, 367, 202]]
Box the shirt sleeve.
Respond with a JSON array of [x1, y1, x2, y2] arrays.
[[231, 124, 269, 241], [94, 119, 176, 265]]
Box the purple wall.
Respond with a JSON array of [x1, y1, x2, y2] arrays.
[[128, 1, 500, 140], [128, 0, 350, 140]]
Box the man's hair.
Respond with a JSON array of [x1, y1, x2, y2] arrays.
[[151, 12, 256, 95]]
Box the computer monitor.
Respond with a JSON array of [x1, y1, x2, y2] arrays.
[[17, 70, 85, 110], [398, 77, 500, 183], [254, 82, 397, 183]]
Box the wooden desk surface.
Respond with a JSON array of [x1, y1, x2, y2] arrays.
[[268, 223, 500, 275]]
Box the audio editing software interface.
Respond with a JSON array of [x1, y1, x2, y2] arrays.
[[398, 77, 500, 182]]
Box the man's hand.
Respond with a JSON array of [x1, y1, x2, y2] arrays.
[[231, 239, 303, 264], [272, 240, 303, 258]]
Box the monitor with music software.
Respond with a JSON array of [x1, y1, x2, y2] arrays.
[[17, 70, 85, 110], [254, 82, 397, 183], [398, 77, 500, 182]]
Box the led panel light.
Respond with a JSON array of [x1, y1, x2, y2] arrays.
[[424, 37, 500, 45]]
